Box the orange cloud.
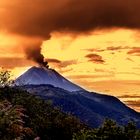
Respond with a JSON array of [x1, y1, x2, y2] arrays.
[[85, 53, 105, 64], [107, 46, 122, 51], [60, 60, 77, 68], [85, 48, 105, 52], [127, 47, 140, 56], [68, 74, 114, 79], [125, 100, 140, 107], [46, 58, 61, 64], [85, 46, 131, 53], [47, 58, 77, 68], [0, 57, 34, 68], [117, 72, 140, 76], [118, 95, 140, 99], [59, 68, 73, 74], [126, 57, 134, 62], [106, 46, 130, 51]]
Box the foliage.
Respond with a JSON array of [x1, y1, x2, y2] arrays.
[[0, 87, 86, 140], [0, 69, 13, 87], [73, 119, 140, 140], [0, 100, 34, 140]]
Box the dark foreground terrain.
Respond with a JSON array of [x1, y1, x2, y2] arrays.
[[0, 87, 140, 140], [23, 84, 140, 128]]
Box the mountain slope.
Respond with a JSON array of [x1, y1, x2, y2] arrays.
[[21, 85, 140, 128], [15, 66, 140, 128], [15, 66, 83, 91]]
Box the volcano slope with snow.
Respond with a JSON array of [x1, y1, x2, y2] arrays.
[[15, 66, 140, 128]]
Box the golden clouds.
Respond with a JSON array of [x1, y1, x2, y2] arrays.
[[46, 58, 77, 69], [126, 102, 140, 112], [43, 29, 140, 81], [85, 53, 105, 64], [127, 47, 140, 56], [0, 57, 34, 69], [0, 29, 140, 81]]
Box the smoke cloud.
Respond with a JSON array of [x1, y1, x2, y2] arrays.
[[24, 42, 49, 68], [1, 0, 140, 66], [1, 0, 140, 37]]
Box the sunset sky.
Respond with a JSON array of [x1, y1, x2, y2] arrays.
[[0, 0, 140, 112]]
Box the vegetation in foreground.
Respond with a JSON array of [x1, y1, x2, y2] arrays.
[[73, 119, 140, 140], [0, 87, 86, 140], [0, 70, 140, 140]]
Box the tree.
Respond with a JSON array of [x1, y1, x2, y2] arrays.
[[0, 100, 34, 140], [97, 119, 124, 140], [73, 119, 140, 140], [0, 69, 13, 87], [124, 122, 137, 140], [73, 129, 97, 140]]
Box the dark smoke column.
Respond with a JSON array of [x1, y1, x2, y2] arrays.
[[25, 42, 49, 68]]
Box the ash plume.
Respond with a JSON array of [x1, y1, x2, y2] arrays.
[[25, 42, 49, 68]]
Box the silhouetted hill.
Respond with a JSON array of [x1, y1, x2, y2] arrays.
[[20, 84, 140, 128]]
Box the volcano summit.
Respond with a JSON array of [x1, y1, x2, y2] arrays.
[[15, 66, 83, 91]]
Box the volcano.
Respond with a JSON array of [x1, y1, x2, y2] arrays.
[[15, 66, 83, 91], [15, 66, 140, 128]]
